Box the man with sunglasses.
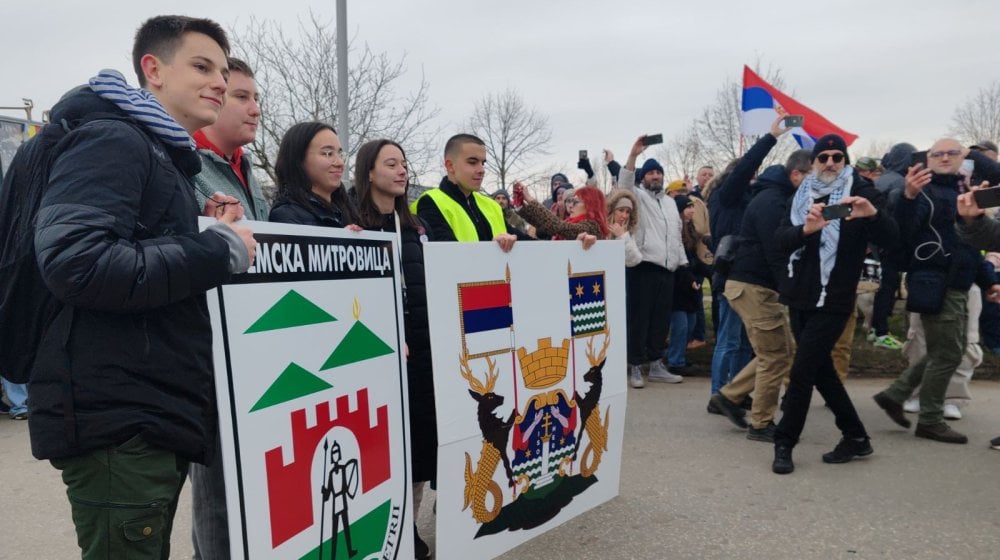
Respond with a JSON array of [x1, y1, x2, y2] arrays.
[[873, 138, 1000, 445], [770, 134, 897, 474]]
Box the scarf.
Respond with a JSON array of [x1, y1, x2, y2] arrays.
[[553, 214, 590, 240], [787, 165, 854, 307], [88, 69, 195, 150]]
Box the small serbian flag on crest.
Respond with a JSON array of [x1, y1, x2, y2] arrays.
[[741, 65, 857, 150], [458, 278, 513, 358], [569, 271, 607, 338]]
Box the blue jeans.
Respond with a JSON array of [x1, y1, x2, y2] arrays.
[[710, 295, 752, 394], [692, 302, 707, 342], [1, 377, 27, 416], [666, 311, 696, 368]]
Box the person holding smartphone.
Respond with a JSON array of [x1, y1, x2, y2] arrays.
[[770, 134, 897, 474], [873, 138, 1000, 446]]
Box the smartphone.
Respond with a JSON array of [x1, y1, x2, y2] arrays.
[[973, 186, 1000, 209], [642, 133, 663, 146], [579, 149, 588, 160], [783, 115, 804, 128], [821, 203, 853, 220], [910, 150, 928, 168]]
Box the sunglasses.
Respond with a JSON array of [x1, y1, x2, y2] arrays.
[[817, 153, 845, 164], [929, 149, 962, 159]]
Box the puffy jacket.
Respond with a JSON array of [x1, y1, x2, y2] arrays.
[[29, 88, 233, 463], [364, 213, 437, 481], [709, 133, 776, 252], [728, 165, 796, 291], [617, 168, 687, 271], [269, 191, 355, 228]]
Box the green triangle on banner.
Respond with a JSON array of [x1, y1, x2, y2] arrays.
[[245, 290, 337, 333], [320, 321, 395, 370], [250, 363, 333, 412]]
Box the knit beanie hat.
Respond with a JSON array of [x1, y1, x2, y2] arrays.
[[636, 158, 664, 184], [673, 194, 693, 213], [811, 134, 850, 163]]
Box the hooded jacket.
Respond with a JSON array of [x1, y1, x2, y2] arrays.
[[618, 168, 687, 271], [728, 165, 796, 291], [29, 87, 233, 463], [605, 189, 642, 266], [708, 133, 777, 252]]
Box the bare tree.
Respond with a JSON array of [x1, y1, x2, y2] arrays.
[[231, 13, 441, 187], [467, 88, 552, 191], [950, 80, 1000, 145]]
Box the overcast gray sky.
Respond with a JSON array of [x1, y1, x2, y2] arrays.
[[3, 0, 998, 185]]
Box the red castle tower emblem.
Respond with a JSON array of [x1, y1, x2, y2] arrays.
[[264, 388, 391, 548]]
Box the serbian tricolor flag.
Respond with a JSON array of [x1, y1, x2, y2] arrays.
[[458, 279, 513, 358], [741, 65, 857, 149]]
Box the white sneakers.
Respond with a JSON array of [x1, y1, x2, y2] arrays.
[[647, 360, 683, 384], [903, 397, 962, 420], [628, 365, 645, 389]]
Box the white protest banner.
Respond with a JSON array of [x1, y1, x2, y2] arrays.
[[203, 219, 414, 560], [424, 240, 627, 560]]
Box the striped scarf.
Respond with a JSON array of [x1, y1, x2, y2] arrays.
[[88, 69, 195, 150]]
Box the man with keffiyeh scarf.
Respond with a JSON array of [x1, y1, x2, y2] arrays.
[[770, 134, 898, 475], [26, 16, 256, 559]]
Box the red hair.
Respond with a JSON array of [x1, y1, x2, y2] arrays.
[[575, 186, 610, 239]]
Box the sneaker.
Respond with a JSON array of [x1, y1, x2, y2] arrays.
[[822, 437, 874, 464], [11, 411, 27, 421], [709, 394, 749, 429], [647, 360, 683, 383], [772, 444, 794, 474], [628, 365, 645, 389], [990, 435, 1000, 451], [747, 422, 776, 442], [943, 403, 962, 420], [873, 392, 911, 428], [914, 422, 968, 444], [873, 334, 903, 350], [903, 397, 919, 414]]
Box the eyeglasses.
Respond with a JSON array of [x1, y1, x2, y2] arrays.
[[817, 153, 845, 164], [929, 149, 962, 159]]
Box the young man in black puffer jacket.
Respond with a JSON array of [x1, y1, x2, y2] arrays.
[[28, 16, 255, 558]]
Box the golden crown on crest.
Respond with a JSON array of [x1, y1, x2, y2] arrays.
[[516, 337, 570, 390]]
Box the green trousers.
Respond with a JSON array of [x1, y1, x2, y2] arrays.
[[883, 289, 968, 425], [51, 435, 189, 560]]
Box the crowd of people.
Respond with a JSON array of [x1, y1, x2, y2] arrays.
[[3, 12, 1000, 560]]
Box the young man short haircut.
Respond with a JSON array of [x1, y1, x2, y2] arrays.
[[29, 15, 255, 559]]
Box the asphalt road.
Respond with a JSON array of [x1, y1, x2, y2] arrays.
[[4, 377, 1000, 559]]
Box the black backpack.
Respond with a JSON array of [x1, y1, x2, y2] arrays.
[[0, 113, 122, 383]]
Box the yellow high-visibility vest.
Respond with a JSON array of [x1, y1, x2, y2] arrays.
[[411, 188, 507, 242]]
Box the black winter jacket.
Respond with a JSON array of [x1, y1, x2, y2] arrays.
[[269, 191, 356, 228], [365, 214, 437, 482], [708, 133, 777, 252], [728, 165, 796, 292], [895, 173, 998, 293], [775, 174, 898, 314], [30, 88, 232, 463]]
